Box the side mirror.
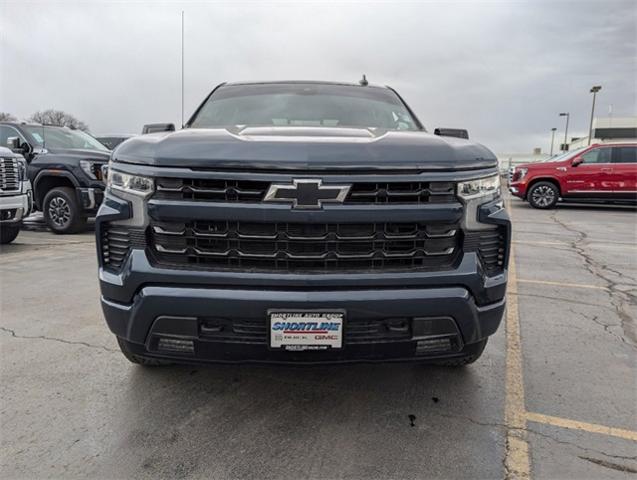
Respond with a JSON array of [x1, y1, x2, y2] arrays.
[[9, 137, 33, 158], [142, 123, 176, 134], [571, 157, 583, 167], [101, 164, 109, 181], [434, 128, 469, 140]]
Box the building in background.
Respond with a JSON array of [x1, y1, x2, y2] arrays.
[[568, 116, 637, 150]]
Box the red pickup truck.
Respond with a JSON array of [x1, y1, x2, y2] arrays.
[[509, 143, 637, 208]]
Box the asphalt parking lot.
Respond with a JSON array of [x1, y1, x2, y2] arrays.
[[1, 197, 635, 479]]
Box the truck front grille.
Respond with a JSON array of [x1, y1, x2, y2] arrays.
[[0, 158, 20, 194], [154, 178, 456, 204], [149, 220, 460, 272]]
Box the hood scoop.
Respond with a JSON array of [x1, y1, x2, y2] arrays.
[[234, 126, 380, 139], [114, 127, 497, 171]]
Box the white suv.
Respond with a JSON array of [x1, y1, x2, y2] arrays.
[[0, 146, 32, 244]]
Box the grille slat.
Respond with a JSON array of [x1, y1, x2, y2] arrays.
[[0, 158, 20, 193], [101, 226, 147, 271], [154, 178, 456, 205], [464, 228, 507, 275], [150, 221, 460, 272]]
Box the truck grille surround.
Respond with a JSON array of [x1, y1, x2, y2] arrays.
[[0, 158, 20, 194], [100, 174, 507, 276]]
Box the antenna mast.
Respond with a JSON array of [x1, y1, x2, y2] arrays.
[[181, 10, 185, 128]]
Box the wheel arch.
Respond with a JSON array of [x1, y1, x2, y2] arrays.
[[525, 177, 562, 199], [33, 170, 79, 209]]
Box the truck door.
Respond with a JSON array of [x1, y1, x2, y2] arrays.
[[564, 146, 614, 196], [611, 146, 637, 199]]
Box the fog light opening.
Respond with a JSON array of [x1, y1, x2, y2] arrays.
[[416, 336, 455, 355], [157, 337, 195, 354]]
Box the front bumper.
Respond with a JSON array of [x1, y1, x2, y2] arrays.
[[0, 185, 32, 225], [104, 285, 505, 364], [77, 187, 104, 213], [509, 181, 528, 198], [97, 190, 510, 364]]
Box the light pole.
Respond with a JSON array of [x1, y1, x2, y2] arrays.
[[550, 127, 557, 156], [559, 113, 570, 151], [588, 85, 601, 145]]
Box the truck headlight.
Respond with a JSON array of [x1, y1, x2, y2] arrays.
[[80, 160, 106, 181], [512, 167, 528, 182], [107, 169, 154, 197], [457, 174, 501, 200]]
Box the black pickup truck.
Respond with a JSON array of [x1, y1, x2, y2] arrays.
[[96, 81, 510, 366], [0, 123, 110, 233]]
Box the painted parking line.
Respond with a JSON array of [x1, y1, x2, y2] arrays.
[[506, 199, 636, 479], [526, 412, 637, 442], [516, 279, 609, 291], [504, 247, 531, 479], [513, 240, 569, 247], [513, 240, 637, 250]]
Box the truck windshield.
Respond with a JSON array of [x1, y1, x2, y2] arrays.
[[189, 83, 420, 131], [24, 126, 109, 151], [543, 147, 587, 162]]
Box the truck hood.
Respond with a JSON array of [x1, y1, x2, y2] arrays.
[[0, 146, 23, 159], [41, 147, 111, 161], [113, 127, 497, 171], [515, 158, 569, 170]]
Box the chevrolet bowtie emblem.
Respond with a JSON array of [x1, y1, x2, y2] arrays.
[[264, 179, 351, 209]]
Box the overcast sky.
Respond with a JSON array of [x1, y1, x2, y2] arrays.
[[1, 0, 635, 153]]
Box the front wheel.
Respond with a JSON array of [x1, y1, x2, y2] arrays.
[[43, 187, 87, 234], [0, 224, 20, 244], [527, 181, 559, 209]]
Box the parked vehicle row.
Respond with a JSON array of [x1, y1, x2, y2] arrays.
[[509, 143, 637, 209], [0, 123, 110, 234]]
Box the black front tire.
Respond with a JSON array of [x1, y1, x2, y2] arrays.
[[116, 337, 173, 366], [431, 338, 488, 367], [0, 225, 20, 244], [43, 187, 87, 234], [527, 181, 559, 209]]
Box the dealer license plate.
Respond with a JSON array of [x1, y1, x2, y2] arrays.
[[269, 310, 344, 351]]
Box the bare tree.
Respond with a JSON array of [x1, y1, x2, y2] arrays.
[[28, 109, 89, 132], [0, 112, 17, 122]]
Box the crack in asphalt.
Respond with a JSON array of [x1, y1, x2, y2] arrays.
[[1, 240, 95, 251], [0, 326, 117, 353], [548, 211, 637, 347], [568, 308, 636, 350], [578, 455, 637, 473]]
